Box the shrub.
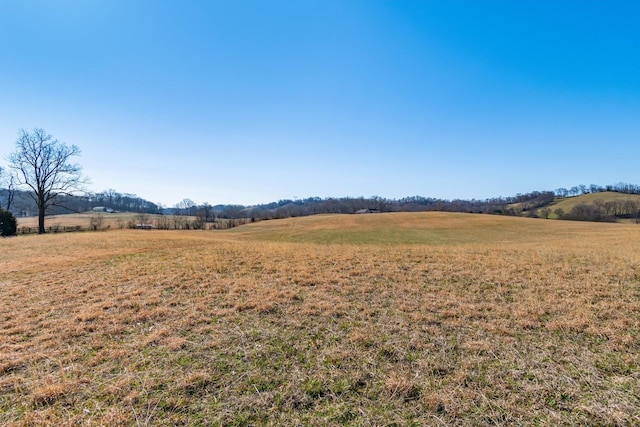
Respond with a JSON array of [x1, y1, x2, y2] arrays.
[[0, 209, 17, 236]]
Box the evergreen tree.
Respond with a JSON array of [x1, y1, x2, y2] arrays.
[[0, 209, 17, 236]]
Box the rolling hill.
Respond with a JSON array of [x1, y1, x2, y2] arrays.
[[529, 191, 640, 221], [2, 212, 640, 424]]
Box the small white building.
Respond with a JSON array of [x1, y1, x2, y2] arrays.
[[92, 206, 115, 213]]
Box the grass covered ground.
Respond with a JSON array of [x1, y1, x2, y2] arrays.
[[1, 213, 640, 425], [547, 192, 640, 214], [17, 212, 172, 231]]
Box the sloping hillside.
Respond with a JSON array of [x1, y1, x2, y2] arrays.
[[540, 192, 640, 220], [228, 211, 626, 245]]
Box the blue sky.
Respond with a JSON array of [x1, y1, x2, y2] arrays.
[[1, 1, 639, 207]]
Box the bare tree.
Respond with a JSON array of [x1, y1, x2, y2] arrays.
[[555, 188, 569, 198], [540, 207, 551, 219], [0, 167, 13, 211], [116, 217, 126, 229], [603, 201, 617, 217], [5, 174, 15, 211], [172, 212, 186, 229], [173, 198, 197, 229], [200, 202, 214, 222], [89, 213, 104, 230], [136, 212, 151, 228], [194, 202, 215, 228], [177, 198, 196, 216], [156, 215, 171, 230], [623, 199, 637, 218], [8, 128, 86, 234]]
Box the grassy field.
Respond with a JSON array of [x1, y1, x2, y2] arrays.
[[1, 213, 640, 425], [16, 212, 157, 231], [15, 212, 228, 233]]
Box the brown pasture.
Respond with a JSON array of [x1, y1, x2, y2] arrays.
[[1, 212, 639, 425]]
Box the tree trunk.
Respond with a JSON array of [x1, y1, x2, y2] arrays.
[[38, 206, 45, 234], [38, 193, 46, 234]]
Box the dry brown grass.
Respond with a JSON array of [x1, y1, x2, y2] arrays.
[[549, 191, 640, 212], [1, 213, 640, 425], [17, 212, 134, 228], [16, 212, 173, 232]]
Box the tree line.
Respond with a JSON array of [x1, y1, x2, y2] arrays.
[[216, 192, 554, 220], [3, 128, 640, 236], [2, 188, 161, 217], [554, 183, 640, 197], [549, 199, 640, 223]]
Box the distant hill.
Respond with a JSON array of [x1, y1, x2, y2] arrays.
[[5, 182, 640, 225], [548, 192, 640, 212], [0, 188, 160, 217], [531, 192, 640, 222]]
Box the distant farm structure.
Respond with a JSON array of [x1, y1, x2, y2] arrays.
[[92, 206, 116, 213]]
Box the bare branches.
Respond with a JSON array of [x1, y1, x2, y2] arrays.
[[0, 167, 15, 211], [8, 128, 87, 234]]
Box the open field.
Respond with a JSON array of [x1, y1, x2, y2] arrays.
[[1, 212, 640, 425], [15, 213, 236, 233], [16, 212, 159, 232]]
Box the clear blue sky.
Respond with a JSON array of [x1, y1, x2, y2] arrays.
[[1, 1, 639, 207]]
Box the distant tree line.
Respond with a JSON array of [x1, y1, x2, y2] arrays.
[[556, 199, 640, 223], [0, 187, 551, 221], [1, 188, 161, 217], [554, 182, 640, 197], [4, 129, 640, 231], [211, 191, 556, 220], [88, 189, 161, 213], [547, 182, 640, 223], [4, 170, 640, 227]]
